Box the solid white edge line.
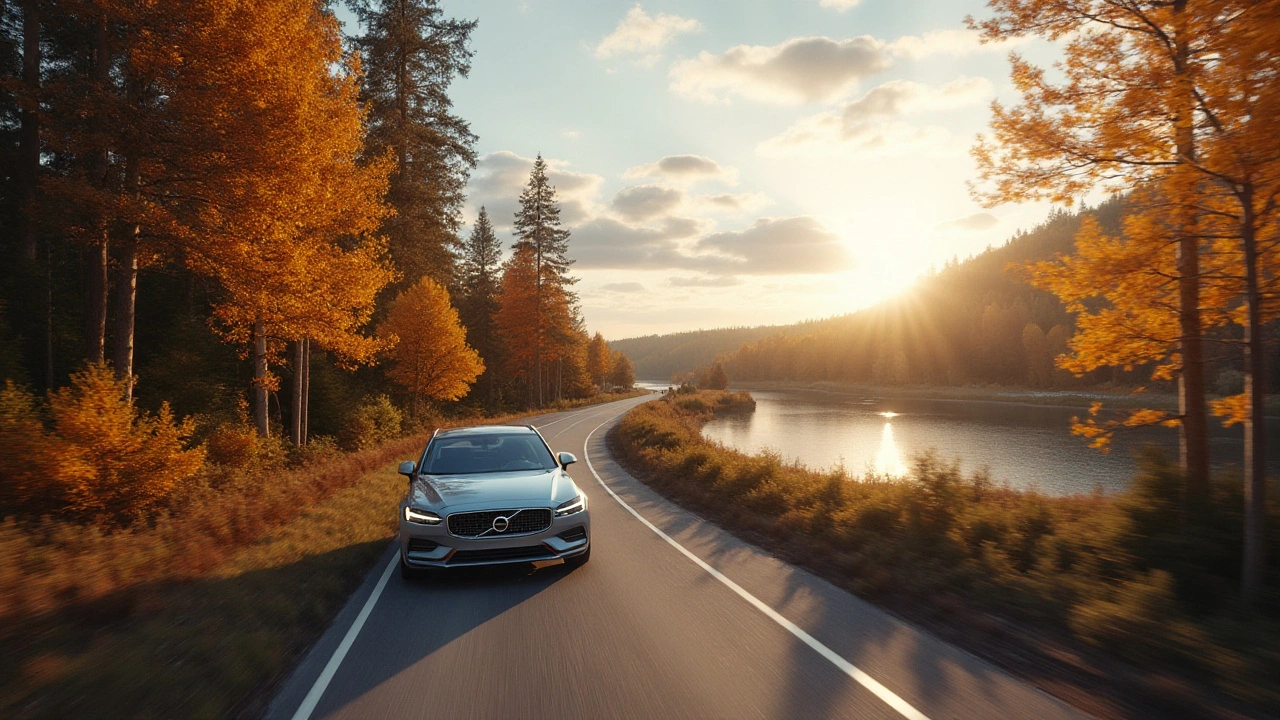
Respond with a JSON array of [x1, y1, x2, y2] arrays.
[[289, 552, 399, 720], [286, 399, 631, 720], [583, 407, 932, 720]]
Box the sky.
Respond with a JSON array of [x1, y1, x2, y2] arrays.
[[373, 1, 1065, 339]]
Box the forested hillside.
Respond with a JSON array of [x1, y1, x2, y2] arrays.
[[609, 324, 802, 380]]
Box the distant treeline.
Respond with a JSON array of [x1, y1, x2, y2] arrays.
[[609, 325, 804, 381]]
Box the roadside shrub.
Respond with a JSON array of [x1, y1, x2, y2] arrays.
[[0, 366, 206, 527], [1069, 570, 1208, 667], [340, 394, 403, 451], [291, 435, 342, 466]]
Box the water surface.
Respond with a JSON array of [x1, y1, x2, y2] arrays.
[[697, 387, 1275, 495]]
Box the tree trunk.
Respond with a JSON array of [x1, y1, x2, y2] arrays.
[[110, 230, 138, 399], [85, 14, 111, 365], [301, 337, 310, 445], [290, 339, 303, 446], [1240, 188, 1267, 608], [1172, 3, 1210, 519], [85, 239, 108, 364], [17, 0, 39, 263], [253, 320, 269, 437]]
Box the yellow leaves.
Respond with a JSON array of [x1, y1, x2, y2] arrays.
[[1071, 404, 1178, 454], [1210, 393, 1249, 428], [377, 278, 483, 405]]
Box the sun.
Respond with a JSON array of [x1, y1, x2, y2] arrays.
[[845, 253, 922, 309]]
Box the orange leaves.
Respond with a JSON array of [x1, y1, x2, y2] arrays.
[[0, 366, 205, 526], [1210, 393, 1250, 428], [1070, 405, 1179, 453], [170, 0, 395, 367], [377, 278, 483, 406]]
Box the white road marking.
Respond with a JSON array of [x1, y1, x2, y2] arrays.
[[582, 410, 932, 720], [286, 400, 632, 720], [289, 553, 399, 720]]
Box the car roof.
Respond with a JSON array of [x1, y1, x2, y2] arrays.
[[434, 424, 536, 439]]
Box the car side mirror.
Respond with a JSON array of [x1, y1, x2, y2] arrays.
[[398, 460, 417, 480], [558, 452, 577, 468]]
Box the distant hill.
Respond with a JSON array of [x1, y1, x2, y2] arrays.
[[612, 197, 1151, 388], [610, 324, 806, 381]]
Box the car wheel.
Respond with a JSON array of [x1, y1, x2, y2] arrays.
[[400, 554, 428, 581], [564, 544, 590, 569]]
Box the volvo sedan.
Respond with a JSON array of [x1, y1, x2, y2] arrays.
[[397, 424, 590, 579]]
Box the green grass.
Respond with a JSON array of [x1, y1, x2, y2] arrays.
[[611, 390, 1280, 718]]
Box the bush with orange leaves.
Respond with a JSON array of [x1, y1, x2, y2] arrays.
[[0, 365, 206, 527]]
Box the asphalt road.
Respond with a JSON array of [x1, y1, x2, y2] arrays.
[[266, 394, 1090, 720]]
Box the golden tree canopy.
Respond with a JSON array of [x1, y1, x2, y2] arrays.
[[378, 277, 484, 405]]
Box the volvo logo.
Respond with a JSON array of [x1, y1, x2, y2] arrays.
[[492, 516, 510, 533]]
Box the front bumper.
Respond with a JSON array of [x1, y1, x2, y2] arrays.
[[400, 509, 590, 568]]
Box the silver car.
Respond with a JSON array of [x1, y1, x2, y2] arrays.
[[396, 424, 591, 579]]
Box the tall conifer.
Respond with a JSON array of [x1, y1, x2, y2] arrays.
[[509, 154, 579, 407], [347, 0, 478, 288], [457, 207, 504, 407]]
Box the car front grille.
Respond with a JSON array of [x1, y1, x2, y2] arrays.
[[447, 545, 554, 565], [447, 508, 553, 538]]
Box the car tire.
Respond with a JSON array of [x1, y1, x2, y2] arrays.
[[564, 543, 590, 569], [400, 554, 428, 582]]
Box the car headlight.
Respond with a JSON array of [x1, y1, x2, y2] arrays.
[[555, 494, 586, 517], [404, 506, 442, 525]]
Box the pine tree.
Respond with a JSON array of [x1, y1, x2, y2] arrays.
[[509, 154, 579, 407], [457, 207, 504, 407], [347, 0, 478, 288]]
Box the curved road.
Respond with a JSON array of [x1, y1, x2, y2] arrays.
[[266, 394, 1088, 720]]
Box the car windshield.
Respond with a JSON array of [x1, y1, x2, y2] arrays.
[[420, 433, 558, 475]]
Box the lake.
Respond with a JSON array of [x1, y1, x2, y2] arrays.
[[686, 386, 1279, 496]]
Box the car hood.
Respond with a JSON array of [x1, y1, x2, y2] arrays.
[[408, 469, 574, 511]]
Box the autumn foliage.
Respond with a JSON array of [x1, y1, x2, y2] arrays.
[[378, 277, 484, 412], [0, 366, 204, 527]]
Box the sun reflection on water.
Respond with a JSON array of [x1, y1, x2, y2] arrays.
[[873, 421, 909, 477]]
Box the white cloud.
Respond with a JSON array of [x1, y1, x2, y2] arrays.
[[819, 0, 861, 10], [757, 76, 994, 156], [937, 212, 999, 232], [572, 217, 699, 271], [670, 35, 891, 104], [561, 129, 581, 140], [465, 151, 604, 231], [697, 217, 854, 274], [669, 29, 1020, 105], [888, 28, 1025, 61], [600, 282, 647, 293], [611, 185, 685, 222], [667, 275, 743, 288], [595, 5, 701, 63], [623, 154, 738, 185], [700, 192, 772, 214]]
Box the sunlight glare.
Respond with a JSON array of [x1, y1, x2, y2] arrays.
[[873, 422, 909, 477]]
